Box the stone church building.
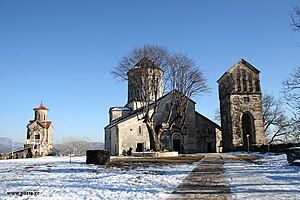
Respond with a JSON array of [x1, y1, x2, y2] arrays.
[[105, 58, 222, 155], [218, 59, 265, 152], [24, 103, 53, 156]]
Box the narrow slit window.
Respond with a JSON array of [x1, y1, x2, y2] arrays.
[[255, 80, 261, 92], [242, 70, 247, 92], [236, 71, 241, 92], [248, 74, 253, 92]]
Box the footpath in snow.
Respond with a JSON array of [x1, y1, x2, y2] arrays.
[[1, 153, 299, 200], [168, 153, 231, 200], [0, 156, 199, 200], [223, 153, 300, 200]]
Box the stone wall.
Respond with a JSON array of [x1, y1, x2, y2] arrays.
[[195, 113, 220, 153], [218, 59, 265, 152]]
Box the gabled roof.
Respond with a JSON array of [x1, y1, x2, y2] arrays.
[[217, 58, 260, 83], [109, 107, 131, 112], [45, 121, 52, 129], [105, 90, 196, 129], [27, 120, 52, 129], [195, 111, 221, 129]]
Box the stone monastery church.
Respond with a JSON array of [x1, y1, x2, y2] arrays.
[[105, 58, 222, 155], [105, 58, 265, 155]]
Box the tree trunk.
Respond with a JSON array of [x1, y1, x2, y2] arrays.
[[145, 122, 156, 151], [154, 134, 161, 152], [145, 121, 162, 152]]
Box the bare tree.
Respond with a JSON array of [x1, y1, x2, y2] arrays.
[[112, 44, 169, 81], [282, 67, 300, 143], [282, 67, 300, 120], [291, 7, 300, 31], [262, 93, 294, 144], [59, 137, 91, 156], [112, 44, 209, 151], [214, 108, 221, 124]]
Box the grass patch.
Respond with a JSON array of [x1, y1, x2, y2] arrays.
[[110, 155, 204, 164], [234, 154, 261, 164]]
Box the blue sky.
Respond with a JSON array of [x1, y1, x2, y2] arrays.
[[0, 0, 299, 143]]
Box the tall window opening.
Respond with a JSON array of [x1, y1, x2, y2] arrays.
[[248, 74, 253, 92], [242, 70, 247, 92], [236, 71, 241, 92], [255, 80, 260, 92]]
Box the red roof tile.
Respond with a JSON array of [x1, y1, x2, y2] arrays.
[[45, 121, 52, 129], [34, 104, 49, 111]]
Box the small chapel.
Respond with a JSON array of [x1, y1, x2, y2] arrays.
[[105, 58, 222, 155], [24, 102, 53, 156]]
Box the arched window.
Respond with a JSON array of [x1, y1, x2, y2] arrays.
[[236, 71, 241, 92], [242, 70, 247, 92], [248, 74, 253, 92]]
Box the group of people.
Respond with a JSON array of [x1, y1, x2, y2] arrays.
[[122, 147, 133, 156]]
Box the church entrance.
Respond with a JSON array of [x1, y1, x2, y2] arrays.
[[173, 139, 180, 152], [136, 143, 144, 152], [207, 142, 213, 153], [242, 112, 256, 146], [172, 132, 182, 153]]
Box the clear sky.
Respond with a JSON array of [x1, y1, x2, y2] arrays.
[[0, 0, 299, 143]]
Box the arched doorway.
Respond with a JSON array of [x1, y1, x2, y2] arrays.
[[172, 132, 183, 153], [242, 112, 256, 146]]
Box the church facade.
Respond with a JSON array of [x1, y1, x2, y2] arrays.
[[24, 103, 53, 156], [105, 58, 222, 155], [218, 59, 265, 152]]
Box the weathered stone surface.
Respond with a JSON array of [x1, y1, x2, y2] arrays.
[[105, 58, 221, 155], [218, 59, 265, 152], [86, 150, 110, 165]]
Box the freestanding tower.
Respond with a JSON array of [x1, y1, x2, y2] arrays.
[[217, 59, 265, 152], [25, 102, 53, 156]]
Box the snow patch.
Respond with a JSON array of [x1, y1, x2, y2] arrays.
[[0, 156, 198, 200], [224, 153, 300, 200]]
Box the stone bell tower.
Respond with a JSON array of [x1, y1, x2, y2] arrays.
[[126, 57, 164, 110], [217, 59, 265, 152]]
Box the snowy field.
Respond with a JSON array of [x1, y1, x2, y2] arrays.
[[224, 153, 300, 200], [0, 156, 198, 200]]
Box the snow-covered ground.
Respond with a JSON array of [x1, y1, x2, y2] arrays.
[[224, 153, 300, 200], [0, 156, 198, 200]]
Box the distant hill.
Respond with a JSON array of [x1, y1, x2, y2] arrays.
[[88, 142, 105, 150], [53, 141, 105, 155], [54, 142, 104, 150], [0, 137, 104, 155], [0, 137, 24, 154]]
